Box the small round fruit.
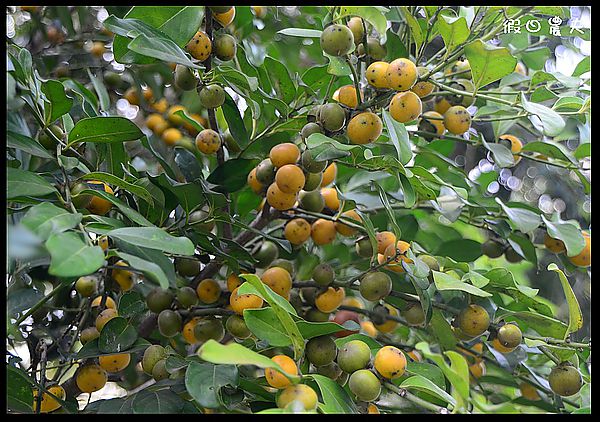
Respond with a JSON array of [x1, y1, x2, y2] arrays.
[[305, 335, 337, 366], [270, 259, 295, 276], [247, 168, 264, 194], [411, 67, 435, 98], [157, 309, 182, 337], [300, 123, 322, 142], [230, 287, 263, 315], [195, 129, 222, 154], [146, 288, 174, 313], [311, 219, 336, 246], [359, 271, 392, 301], [418, 111, 445, 136], [256, 158, 276, 184], [407, 350, 423, 362], [75, 276, 97, 297], [337, 339, 371, 373], [355, 237, 374, 258], [254, 241, 279, 268], [90, 42, 106, 58], [381, 240, 412, 273], [373, 304, 399, 333], [457, 304, 490, 337], [469, 361, 486, 379], [72, 181, 114, 216], [267, 182, 298, 211], [214, 7, 236, 26], [261, 267, 292, 298], [347, 112, 383, 144], [335, 85, 361, 108], [112, 260, 135, 291], [491, 337, 516, 354], [186, 30, 212, 61], [481, 239, 504, 258], [320, 24, 354, 56], [298, 189, 325, 213], [347, 17, 364, 44], [275, 164, 305, 194], [193, 317, 225, 342], [332, 310, 361, 338], [277, 384, 318, 410], [91, 295, 116, 309], [189, 209, 215, 232], [316, 362, 343, 380], [335, 209, 361, 236], [177, 286, 199, 308], [402, 303, 425, 326], [315, 286, 345, 313], [519, 382, 541, 401], [348, 370, 381, 402], [265, 355, 298, 389], [445, 59, 471, 78], [366, 61, 390, 89], [37, 124, 64, 149], [213, 33, 237, 61], [321, 162, 337, 187], [152, 359, 169, 381], [374, 346, 407, 379], [167, 105, 187, 126], [496, 323, 523, 349], [182, 317, 201, 344], [174, 65, 196, 91], [386, 58, 418, 91], [175, 257, 201, 277], [142, 344, 167, 374], [444, 106, 471, 135], [162, 128, 183, 146], [433, 95, 452, 115], [284, 218, 311, 245], [99, 353, 131, 373], [305, 308, 330, 322], [375, 231, 396, 255], [270, 143, 300, 167], [499, 134, 523, 165], [544, 233, 566, 254], [549, 364, 583, 397], [504, 247, 523, 263], [318, 103, 346, 132], [196, 279, 221, 304], [76, 364, 108, 393], [448, 78, 475, 107], [313, 263, 334, 286], [199, 84, 225, 109], [96, 308, 118, 332], [567, 231, 591, 267], [321, 187, 340, 211], [226, 273, 243, 292], [32, 385, 65, 413], [225, 314, 251, 339], [366, 37, 387, 60], [80, 327, 100, 344], [389, 91, 422, 123]]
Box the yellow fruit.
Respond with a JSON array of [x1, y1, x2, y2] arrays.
[[267, 182, 298, 211], [76, 364, 108, 393], [99, 353, 131, 373], [375, 231, 396, 255], [32, 385, 65, 413], [275, 164, 305, 194], [284, 218, 312, 245], [112, 260, 135, 291], [411, 67, 434, 98], [270, 143, 300, 168], [389, 91, 422, 123], [311, 219, 336, 246], [491, 337, 516, 354], [277, 384, 318, 410], [83, 181, 113, 216], [96, 308, 118, 332], [75, 276, 97, 297], [90, 42, 106, 58], [433, 96, 452, 115], [366, 61, 390, 89], [320, 162, 337, 187], [374, 346, 407, 379], [261, 267, 292, 298], [196, 279, 221, 304], [381, 240, 412, 273], [335, 209, 361, 236], [514, 62, 527, 76], [195, 129, 222, 154], [544, 233, 566, 254], [265, 355, 298, 389], [315, 286, 345, 313], [343, 296, 364, 309], [499, 134, 523, 165], [214, 7, 236, 26], [186, 30, 212, 61], [386, 58, 418, 91], [457, 304, 490, 337], [152, 119, 170, 137], [162, 128, 183, 146], [247, 168, 264, 194], [150, 98, 168, 113], [519, 382, 541, 401], [230, 287, 263, 315], [444, 106, 471, 135], [407, 350, 422, 362], [91, 296, 116, 309], [183, 317, 201, 344], [347, 17, 364, 44], [227, 274, 243, 292], [347, 112, 383, 144], [374, 304, 399, 333], [568, 231, 591, 267], [146, 113, 166, 131], [445, 59, 471, 78], [335, 85, 361, 108], [418, 111, 445, 136], [252, 6, 267, 19], [123, 87, 139, 105], [361, 320, 378, 337], [367, 403, 380, 414], [469, 361, 486, 379], [320, 187, 340, 211]]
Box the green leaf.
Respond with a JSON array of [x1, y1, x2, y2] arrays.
[[7, 131, 53, 159], [416, 342, 469, 402], [7, 168, 57, 199], [572, 56, 590, 77], [541, 215, 586, 257], [498, 309, 568, 338], [382, 109, 412, 165], [71, 338, 150, 360], [334, 334, 382, 352], [46, 232, 105, 277], [521, 141, 577, 165], [131, 389, 187, 413], [495, 198, 541, 233], [115, 251, 170, 289], [264, 56, 296, 105], [296, 320, 348, 339], [305, 133, 361, 161], [21, 203, 82, 241], [77, 188, 155, 227], [464, 40, 517, 89], [433, 271, 492, 297], [215, 65, 259, 92], [127, 33, 200, 68], [107, 227, 194, 255], [306, 374, 358, 414], [520, 92, 565, 137], [118, 291, 146, 318], [221, 94, 249, 148], [67, 117, 144, 147], [481, 138, 515, 168], [243, 308, 293, 347], [338, 6, 388, 42], [436, 13, 470, 54], [547, 264, 583, 339], [399, 7, 423, 51], [98, 316, 138, 353], [435, 239, 483, 262], [400, 375, 456, 406], [325, 55, 351, 76], [277, 28, 322, 38], [87, 69, 110, 112], [206, 158, 257, 193], [42, 79, 73, 124], [185, 362, 239, 409], [79, 172, 153, 205], [6, 365, 34, 413], [507, 232, 538, 266]]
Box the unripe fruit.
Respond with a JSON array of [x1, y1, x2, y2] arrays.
[[337, 339, 371, 373], [374, 346, 407, 379], [152, 358, 169, 381], [411, 67, 434, 98], [298, 189, 325, 213], [174, 65, 196, 91], [270, 143, 300, 167], [254, 241, 279, 268], [549, 364, 583, 397], [334, 85, 361, 108], [76, 364, 108, 393], [265, 355, 298, 389], [321, 187, 340, 211], [366, 37, 387, 60], [162, 128, 183, 146], [175, 257, 201, 277], [193, 317, 225, 342], [347, 112, 383, 144], [433, 95, 452, 115], [321, 162, 337, 186], [481, 239, 504, 258], [261, 267, 292, 298], [347, 17, 364, 45], [389, 91, 422, 123], [366, 61, 390, 89], [311, 219, 336, 246], [213, 33, 237, 61], [277, 384, 318, 410], [177, 286, 199, 308], [457, 304, 490, 337], [247, 168, 264, 194], [316, 362, 343, 380], [275, 164, 305, 194], [214, 7, 236, 27], [189, 209, 215, 233], [544, 233, 566, 254], [448, 78, 475, 108], [199, 84, 225, 109], [386, 58, 418, 91], [99, 353, 131, 373], [91, 295, 116, 309], [445, 59, 471, 79], [256, 158, 276, 184], [444, 106, 471, 135], [195, 129, 222, 154], [225, 314, 251, 339], [504, 247, 523, 263], [157, 309, 182, 337], [305, 335, 337, 366], [96, 308, 118, 332], [230, 287, 263, 315], [303, 172, 323, 191], [335, 209, 361, 236], [315, 286, 345, 313], [300, 123, 322, 142], [402, 302, 425, 326], [332, 310, 361, 338], [142, 344, 167, 374], [313, 263, 334, 286], [355, 238, 374, 258], [305, 308, 330, 322], [32, 385, 65, 413], [496, 323, 522, 349], [80, 327, 100, 344], [186, 30, 212, 62], [318, 103, 346, 132], [271, 259, 295, 277], [75, 276, 97, 297], [359, 271, 392, 302], [320, 24, 354, 56], [375, 231, 396, 255], [567, 231, 591, 267], [196, 278, 221, 304], [499, 134, 523, 165], [146, 288, 174, 313], [37, 124, 64, 149], [348, 370, 381, 402], [284, 218, 312, 245], [418, 111, 445, 137]]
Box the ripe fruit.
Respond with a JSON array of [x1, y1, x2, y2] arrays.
[[96, 308, 118, 332], [300, 123, 322, 142], [177, 286, 199, 308], [348, 370, 381, 402], [284, 218, 312, 245], [448, 78, 475, 108], [418, 111, 445, 136], [75, 276, 97, 297], [481, 239, 504, 258], [213, 33, 237, 61], [311, 219, 336, 246], [277, 384, 318, 410], [347, 17, 364, 44], [407, 350, 423, 362], [411, 67, 434, 98], [91, 295, 116, 309], [174, 65, 196, 91], [195, 129, 222, 154], [491, 337, 516, 354], [275, 164, 305, 194], [367, 404, 380, 414], [347, 112, 383, 144], [366, 61, 390, 89], [433, 95, 452, 115], [90, 42, 106, 58], [256, 158, 276, 184], [182, 317, 201, 344], [544, 233, 566, 254], [318, 103, 346, 132], [267, 182, 298, 211], [321, 187, 340, 211], [252, 6, 267, 18], [270, 143, 300, 167], [247, 168, 264, 194], [548, 364, 583, 396], [32, 385, 65, 413], [226, 314, 251, 339], [175, 257, 201, 277], [359, 271, 392, 302], [389, 91, 422, 123], [99, 353, 131, 373], [261, 267, 292, 298], [332, 310, 361, 338], [321, 162, 337, 186], [230, 287, 263, 315], [199, 84, 225, 109], [402, 303, 425, 326], [157, 309, 182, 337], [334, 85, 360, 108], [186, 30, 212, 61], [214, 7, 236, 26], [496, 323, 522, 349], [265, 355, 298, 389], [305, 335, 337, 366], [196, 278, 221, 304], [373, 303, 399, 333], [456, 304, 490, 337], [146, 288, 174, 313], [313, 263, 334, 286], [254, 241, 279, 268], [150, 97, 168, 113], [375, 231, 396, 255], [167, 105, 187, 125], [72, 180, 114, 216], [76, 364, 108, 393], [142, 345, 167, 374], [469, 361, 486, 379], [519, 382, 541, 401], [374, 346, 407, 379], [193, 317, 225, 342], [80, 327, 100, 344], [162, 128, 183, 146], [444, 106, 471, 135], [298, 189, 325, 213], [320, 24, 354, 56], [499, 134, 523, 165], [112, 260, 135, 291], [337, 339, 371, 373], [381, 240, 412, 273], [335, 209, 361, 236], [386, 58, 418, 91], [227, 274, 243, 292], [315, 287, 345, 313], [568, 231, 591, 267]]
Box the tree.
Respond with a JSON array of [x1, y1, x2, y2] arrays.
[[6, 5, 591, 415]]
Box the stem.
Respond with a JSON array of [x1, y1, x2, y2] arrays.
[[346, 56, 362, 107], [15, 284, 66, 326]]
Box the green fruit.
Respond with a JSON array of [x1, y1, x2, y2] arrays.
[[254, 241, 279, 268], [176, 286, 199, 308], [146, 288, 174, 313], [316, 362, 342, 380], [38, 124, 64, 150], [174, 65, 197, 91], [288, 289, 303, 314], [75, 276, 97, 297], [504, 247, 523, 263], [336, 371, 349, 387], [419, 255, 439, 272], [103, 71, 124, 89], [305, 308, 330, 322], [142, 345, 167, 374], [225, 314, 251, 339], [402, 303, 425, 326], [359, 271, 392, 301], [481, 239, 504, 258], [301, 287, 318, 306], [209, 6, 233, 13], [256, 158, 276, 184], [303, 172, 323, 191], [157, 309, 182, 338], [193, 317, 225, 342], [448, 79, 475, 107], [337, 340, 371, 373], [549, 364, 583, 397], [152, 358, 169, 381], [214, 33, 237, 61], [320, 24, 354, 56], [318, 103, 346, 132], [305, 335, 337, 366], [348, 369, 381, 402], [199, 84, 225, 109], [300, 149, 327, 173], [366, 37, 387, 60], [270, 259, 295, 276], [189, 210, 215, 233], [312, 263, 334, 286], [175, 257, 201, 277], [298, 190, 325, 213], [496, 323, 522, 349], [355, 238, 374, 258], [300, 122, 322, 141], [80, 327, 100, 345]]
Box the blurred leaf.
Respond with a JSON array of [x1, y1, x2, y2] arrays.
[[547, 264, 583, 339]]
